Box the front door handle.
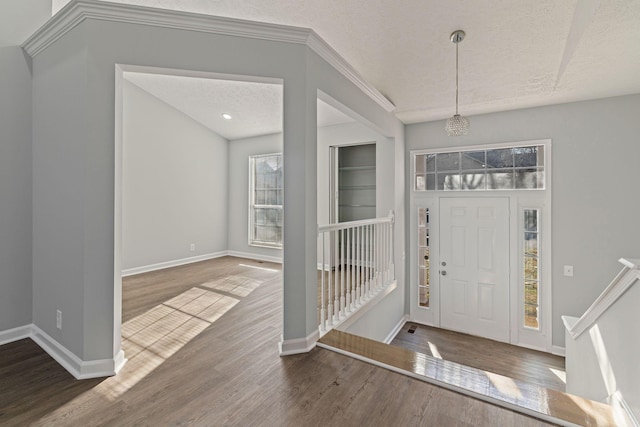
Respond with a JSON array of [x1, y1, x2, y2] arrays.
[[441, 270, 447, 276]]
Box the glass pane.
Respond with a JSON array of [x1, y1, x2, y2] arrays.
[[418, 208, 427, 227], [524, 303, 539, 329], [437, 173, 461, 190], [525, 281, 539, 305], [525, 256, 538, 280], [486, 148, 514, 168], [513, 146, 539, 167], [415, 174, 426, 191], [426, 154, 436, 172], [525, 232, 538, 256], [416, 155, 426, 173], [419, 247, 430, 265], [460, 171, 486, 190], [418, 227, 429, 247], [419, 284, 430, 307], [461, 151, 486, 169], [426, 173, 436, 190], [524, 209, 538, 232], [486, 169, 514, 189], [416, 154, 435, 173], [537, 145, 545, 166], [515, 168, 544, 189], [436, 152, 460, 171]]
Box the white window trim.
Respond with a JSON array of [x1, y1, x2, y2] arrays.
[[248, 153, 283, 249]]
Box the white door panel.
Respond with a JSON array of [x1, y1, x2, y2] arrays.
[[440, 198, 510, 342]]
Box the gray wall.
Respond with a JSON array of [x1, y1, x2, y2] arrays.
[[122, 80, 229, 270], [227, 133, 283, 260], [29, 13, 402, 362], [0, 47, 34, 331], [0, 0, 50, 334], [565, 277, 640, 415], [405, 94, 640, 348]]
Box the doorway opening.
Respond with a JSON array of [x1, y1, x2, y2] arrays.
[[114, 64, 284, 388]]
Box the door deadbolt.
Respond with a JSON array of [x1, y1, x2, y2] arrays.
[[441, 261, 447, 266]]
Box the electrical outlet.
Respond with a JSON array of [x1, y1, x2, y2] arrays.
[[56, 310, 62, 330], [563, 265, 574, 277], [190, 243, 196, 251]]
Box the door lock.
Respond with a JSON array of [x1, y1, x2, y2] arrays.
[[441, 261, 446, 266], [441, 270, 447, 276]]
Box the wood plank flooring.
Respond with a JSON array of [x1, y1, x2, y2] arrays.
[[320, 330, 615, 427], [1, 256, 557, 426], [391, 323, 566, 392]]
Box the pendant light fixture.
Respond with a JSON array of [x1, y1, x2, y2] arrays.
[[445, 30, 469, 136]]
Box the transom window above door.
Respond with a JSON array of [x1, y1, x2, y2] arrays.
[[414, 144, 545, 191]]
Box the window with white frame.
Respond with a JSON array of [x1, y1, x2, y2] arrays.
[[249, 153, 283, 248], [414, 145, 545, 191]]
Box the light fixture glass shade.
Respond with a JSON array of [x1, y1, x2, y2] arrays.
[[445, 114, 469, 136]]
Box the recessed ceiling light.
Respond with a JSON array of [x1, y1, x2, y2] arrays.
[[222, 113, 232, 120]]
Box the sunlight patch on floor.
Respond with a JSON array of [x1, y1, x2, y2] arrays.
[[549, 367, 566, 384], [427, 341, 442, 359], [486, 371, 524, 400], [96, 271, 266, 401]]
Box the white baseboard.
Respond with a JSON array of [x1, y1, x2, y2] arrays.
[[383, 314, 409, 344], [0, 324, 32, 345], [122, 251, 228, 276], [31, 325, 125, 379], [279, 329, 319, 356], [227, 250, 282, 264], [0, 324, 126, 380], [551, 345, 566, 357]]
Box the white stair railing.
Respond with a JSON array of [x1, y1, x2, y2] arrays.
[[318, 212, 394, 336]]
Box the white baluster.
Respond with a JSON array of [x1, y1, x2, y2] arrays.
[[340, 229, 345, 317]]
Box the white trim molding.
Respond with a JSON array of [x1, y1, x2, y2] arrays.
[[566, 258, 640, 339], [226, 250, 282, 264], [0, 324, 126, 380], [610, 390, 640, 427], [22, 0, 394, 113], [122, 251, 228, 277], [279, 330, 320, 356], [551, 345, 566, 357], [383, 314, 409, 344], [0, 324, 32, 345]]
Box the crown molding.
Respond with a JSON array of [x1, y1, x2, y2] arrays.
[[22, 0, 394, 112]]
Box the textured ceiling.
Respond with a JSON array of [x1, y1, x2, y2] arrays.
[[124, 72, 353, 140], [52, 0, 640, 124]]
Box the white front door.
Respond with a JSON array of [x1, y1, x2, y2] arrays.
[[439, 197, 510, 342]]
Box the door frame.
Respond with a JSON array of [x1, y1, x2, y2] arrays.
[[409, 139, 552, 352]]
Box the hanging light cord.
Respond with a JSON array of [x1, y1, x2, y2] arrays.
[[455, 41, 459, 115]]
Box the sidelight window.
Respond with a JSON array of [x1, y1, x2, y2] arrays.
[[524, 208, 540, 329]]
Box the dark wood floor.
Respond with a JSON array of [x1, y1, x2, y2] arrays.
[[391, 323, 566, 392], [0, 256, 554, 426]]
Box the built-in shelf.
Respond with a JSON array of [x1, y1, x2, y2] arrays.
[[339, 185, 376, 190], [338, 165, 375, 171]]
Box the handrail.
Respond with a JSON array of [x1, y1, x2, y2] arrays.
[[318, 211, 394, 233], [566, 258, 640, 339]]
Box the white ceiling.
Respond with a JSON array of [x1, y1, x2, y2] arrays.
[[124, 72, 353, 140], [47, 0, 640, 124]]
